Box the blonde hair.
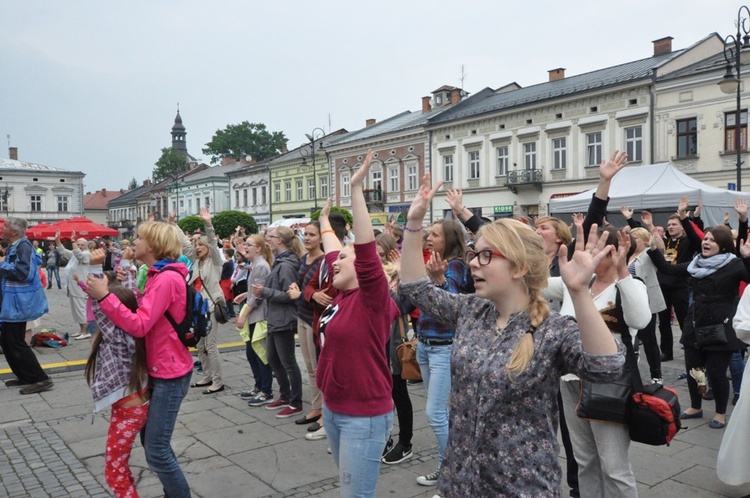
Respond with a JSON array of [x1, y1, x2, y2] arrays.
[[630, 227, 650, 246], [535, 216, 573, 245], [477, 219, 550, 378], [247, 234, 273, 266], [137, 221, 183, 261], [274, 226, 304, 258], [382, 261, 399, 283]]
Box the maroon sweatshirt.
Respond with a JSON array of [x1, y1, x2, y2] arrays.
[[316, 241, 398, 416]]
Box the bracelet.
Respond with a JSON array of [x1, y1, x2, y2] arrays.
[[321, 229, 335, 236], [403, 225, 425, 233]]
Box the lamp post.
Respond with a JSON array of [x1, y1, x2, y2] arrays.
[[718, 5, 750, 192], [301, 128, 326, 214]]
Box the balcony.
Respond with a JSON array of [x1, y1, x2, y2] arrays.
[[505, 168, 543, 194]]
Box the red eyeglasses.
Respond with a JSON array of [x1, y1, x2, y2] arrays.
[[465, 249, 505, 266]]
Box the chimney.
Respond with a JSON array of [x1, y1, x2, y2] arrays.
[[221, 156, 237, 166], [365, 118, 376, 127], [450, 88, 461, 105], [9, 147, 18, 160], [422, 96, 432, 112], [548, 68, 566, 82], [142, 179, 151, 186], [101, 188, 107, 197], [653, 36, 673, 56], [281, 141, 288, 154]]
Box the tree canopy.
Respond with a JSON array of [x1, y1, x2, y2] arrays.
[[153, 147, 189, 182], [212, 210, 258, 238], [202, 122, 286, 164], [311, 206, 353, 228], [127, 177, 138, 190]]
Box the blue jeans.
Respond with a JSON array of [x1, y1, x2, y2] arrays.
[[246, 323, 273, 395], [416, 342, 452, 467], [730, 350, 746, 395], [46, 266, 60, 288], [142, 372, 192, 497], [324, 407, 393, 498]]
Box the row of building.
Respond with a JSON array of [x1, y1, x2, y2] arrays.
[[3, 32, 747, 233]]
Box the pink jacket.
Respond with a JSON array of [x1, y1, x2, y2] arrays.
[[98, 262, 193, 379]]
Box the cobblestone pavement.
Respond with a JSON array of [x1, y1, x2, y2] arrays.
[[0, 287, 749, 497]]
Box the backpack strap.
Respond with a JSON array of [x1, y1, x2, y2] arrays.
[[159, 266, 186, 330]]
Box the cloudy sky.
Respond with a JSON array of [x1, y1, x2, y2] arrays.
[[0, 0, 743, 192]]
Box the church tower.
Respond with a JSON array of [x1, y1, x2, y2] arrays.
[[171, 106, 188, 155]]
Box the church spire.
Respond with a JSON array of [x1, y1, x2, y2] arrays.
[[171, 104, 188, 155]]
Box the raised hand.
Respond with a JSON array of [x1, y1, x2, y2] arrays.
[[319, 197, 332, 220], [426, 251, 448, 282], [89, 248, 106, 265], [350, 149, 374, 189], [735, 198, 748, 222], [649, 228, 665, 251], [71, 230, 76, 242], [641, 210, 654, 228], [677, 196, 689, 219], [199, 207, 212, 225], [694, 200, 703, 218], [612, 230, 632, 277], [725, 212, 731, 225], [389, 249, 401, 272], [599, 150, 628, 182], [740, 239, 750, 258], [407, 172, 443, 225], [168, 212, 176, 224], [620, 205, 633, 220], [85, 274, 109, 299], [559, 223, 612, 294], [445, 187, 464, 213]]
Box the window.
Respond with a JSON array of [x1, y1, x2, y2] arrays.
[[496, 146, 509, 176], [586, 131, 602, 166], [243, 189, 248, 207], [274, 183, 281, 203], [188, 198, 192, 214], [389, 167, 400, 192], [676, 118, 698, 158], [443, 155, 454, 182], [57, 195, 68, 212], [285, 182, 292, 202], [308, 179, 315, 200], [320, 177, 328, 198], [261, 186, 266, 205], [205, 196, 210, 209], [196, 198, 200, 212], [469, 151, 480, 179], [371, 170, 382, 197], [296, 180, 303, 200], [552, 138, 566, 170], [30, 194, 41, 212], [252, 188, 257, 206], [725, 110, 748, 151], [235, 190, 240, 208], [625, 126, 643, 162], [342, 173, 350, 197], [523, 142, 537, 170], [407, 164, 418, 190]]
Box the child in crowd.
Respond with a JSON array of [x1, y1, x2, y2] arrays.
[[79, 266, 148, 498]]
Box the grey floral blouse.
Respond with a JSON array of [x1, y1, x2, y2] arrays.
[[400, 277, 625, 498]]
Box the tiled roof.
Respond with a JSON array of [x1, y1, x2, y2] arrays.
[[178, 162, 246, 183], [327, 107, 449, 147], [83, 190, 126, 210], [268, 129, 349, 164], [107, 183, 155, 207], [656, 51, 726, 81], [427, 50, 685, 125], [0, 157, 80, 173]]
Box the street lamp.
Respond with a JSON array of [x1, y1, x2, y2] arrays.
[[718, 5, 750, 191], [300, 127, 326, 213]]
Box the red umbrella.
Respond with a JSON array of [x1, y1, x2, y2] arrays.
[[35, 217, 119, 241], [26, 222, 54, 240]]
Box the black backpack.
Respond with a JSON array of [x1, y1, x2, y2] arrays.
[[160, 266, 211, 348]]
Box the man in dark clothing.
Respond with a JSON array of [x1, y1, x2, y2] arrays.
[[0, 217, 53, 394]]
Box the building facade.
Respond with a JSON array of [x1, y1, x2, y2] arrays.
[[227, 159, 272, 227]]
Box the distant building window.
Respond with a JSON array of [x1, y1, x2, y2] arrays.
[[235, 190, 240, 208], [252, 188, 258, 206], [388, 168, 399, 193], [469, 151, 480, 180], [496, 146, 509, 176], [407, 164, 418, 190], [443, 155, 454, 182], [188, 198, 193, 214], [625, 126, 643, 162], [552, 138, 566, 170], [341, 173, 350, 197], [57, 195, 68, 212], [296, 180, 303, 200], [676, 118, 698, 158], [586, 131, 602, 166], [285, 182, 292, 202], [725, 110, 748, 151], [205, 197, 210, 209], [319, 177, 328, 198], [196, 198, 200, 212], [274, 183, 281, 203], [308, 179, 315, 200], [243, 189, 248, 207], [261, 186, 266, 205], [30, 194, 42, 212], [523, 142, 537, 170], [371, 169, 383, 197]]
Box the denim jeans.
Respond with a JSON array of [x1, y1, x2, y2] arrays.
[[416, 342, 452, 467], [730, 349, 747, 396], [46, 266, 61, 288], [324, 407, 393, 498], [142, 372, 192, 497], [246, 323, 273, 395]]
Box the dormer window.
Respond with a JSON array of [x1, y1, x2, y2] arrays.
[[436, 95, 443, 105]]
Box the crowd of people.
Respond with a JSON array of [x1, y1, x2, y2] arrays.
[[1, 148, 749, 497]]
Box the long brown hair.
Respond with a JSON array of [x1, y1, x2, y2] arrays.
[[85, 278, 149, 399]]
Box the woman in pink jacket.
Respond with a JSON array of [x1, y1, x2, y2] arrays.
[[86, 221, 193, 498]]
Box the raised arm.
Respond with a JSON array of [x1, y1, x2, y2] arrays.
[[401, 173, 443, 283], [350, 150, 376, 245], [200, 208, 223, 266], [446, 186, 485, 234]]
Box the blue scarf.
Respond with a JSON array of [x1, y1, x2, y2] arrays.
[[152, 258, 177, 272], [687, 253, 735, 279]]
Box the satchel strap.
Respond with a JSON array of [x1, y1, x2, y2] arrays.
[[398, 314, 406, 341], [615, 287, 644, 393]]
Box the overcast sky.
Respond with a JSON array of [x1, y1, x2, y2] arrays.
[[0, 0, 743, 192]]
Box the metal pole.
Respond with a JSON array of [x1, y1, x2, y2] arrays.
[[737, 31, 744, 192], [312, 136, 318, 212]]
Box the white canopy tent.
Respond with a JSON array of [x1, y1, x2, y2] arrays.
[[549, 163, 750, 227]]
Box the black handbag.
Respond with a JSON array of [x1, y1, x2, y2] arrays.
[[693, 316, 729, 348], [577, 349, 638, 425]]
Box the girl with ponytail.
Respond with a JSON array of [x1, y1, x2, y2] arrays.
[[399, 173, 627, 497]]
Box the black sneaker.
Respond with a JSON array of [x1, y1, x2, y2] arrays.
[[381, 442, 413, 465], [382, 437, 394, 457], [240, 388, 261, 400], [702, 389, 714, 401]]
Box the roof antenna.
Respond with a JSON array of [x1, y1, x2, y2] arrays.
[[177, 102, 180, 113], [6, 134, 9, 149], [460, 64, 467, 88]]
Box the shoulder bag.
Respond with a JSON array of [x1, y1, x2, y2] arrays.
[[396, 318, 421, 381], [692, 305, 728, 348]]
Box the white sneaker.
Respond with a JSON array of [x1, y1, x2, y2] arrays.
[[417, 469, 440, 486], [305, 426, 327, 440], [75, 333, 92, 340], [651, 378, 663, 384]]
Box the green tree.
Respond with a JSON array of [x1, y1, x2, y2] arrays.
[[202, 122, 286, 164], [212, 210, 258, 238], [177, 216, 204, 235], [127, 177, 138, 190], [153, 147, 189, 182], [311, 206, 353, 227]]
